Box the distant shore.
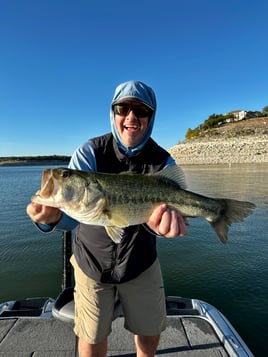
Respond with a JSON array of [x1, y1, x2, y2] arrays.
[[0, 156, 70, 167]]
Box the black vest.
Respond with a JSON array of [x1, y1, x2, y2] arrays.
[[73, 133, 170, 283]]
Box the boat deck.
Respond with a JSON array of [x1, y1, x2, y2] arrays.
[[0, 315, 229, 357]]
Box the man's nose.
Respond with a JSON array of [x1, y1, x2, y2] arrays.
[[126, 110, 137, 119]]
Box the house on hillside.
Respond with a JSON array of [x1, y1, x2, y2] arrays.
[[225, 110, 247, 123]]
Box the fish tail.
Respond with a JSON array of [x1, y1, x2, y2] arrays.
[[210, 199, 256, 244]]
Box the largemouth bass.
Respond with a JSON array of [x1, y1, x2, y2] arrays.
[[31, 166, 256, 244]]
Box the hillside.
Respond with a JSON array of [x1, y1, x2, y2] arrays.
[[200, 117, 268, 138], [169, 117, 268, 165]]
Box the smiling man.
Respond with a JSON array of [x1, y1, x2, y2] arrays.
[[113, 101, 152, 148], [27, 80, 187, 357]]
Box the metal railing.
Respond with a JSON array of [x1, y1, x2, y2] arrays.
[[61, 231, 73, 289]]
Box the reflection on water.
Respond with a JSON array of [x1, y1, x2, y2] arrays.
[[183, 163, 268, 201]]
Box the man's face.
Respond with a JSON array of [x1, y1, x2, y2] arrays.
[[113, 101, 151, 148]]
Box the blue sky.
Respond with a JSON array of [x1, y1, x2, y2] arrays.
[[1, 0, 267, 157]]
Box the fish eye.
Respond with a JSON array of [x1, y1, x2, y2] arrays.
[[61, 169, 72, 178]]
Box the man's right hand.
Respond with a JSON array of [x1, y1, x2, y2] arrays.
[[26, 202, 62, 225]]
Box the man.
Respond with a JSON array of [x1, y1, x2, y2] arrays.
[[27, 80, 187, 357]]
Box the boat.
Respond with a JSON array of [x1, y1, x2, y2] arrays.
[[0, 290, 254, 356], [0, 232, 254, 356]]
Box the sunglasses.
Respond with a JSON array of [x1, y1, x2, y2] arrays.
[[113, 104, 152, 118]]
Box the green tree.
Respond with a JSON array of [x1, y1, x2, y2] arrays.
[[185, 128, 198, 139], [263, 105, 268, 116], [203, 114, 224, 130]]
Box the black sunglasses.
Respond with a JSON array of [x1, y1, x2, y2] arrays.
[[113, 104, 152, 118]]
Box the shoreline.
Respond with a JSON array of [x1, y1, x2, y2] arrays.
[[0, 158, 70, 167], [0, 161, 69, 167], [169, 134, 268, 165], [1, 134, 267, 167]]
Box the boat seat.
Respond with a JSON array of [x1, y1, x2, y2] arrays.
[[52, 287, 75, 323], [52, 287, 123, 324], [166, 296, 199, 316]]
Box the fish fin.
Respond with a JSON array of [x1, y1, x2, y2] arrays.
[[210, 199, 256, 244], [108, 212, 129, 228], [105, 226, 124, 244], [104, 212, 129, 243], [156, 165, 187, 189], [210, 221, 229, 244]]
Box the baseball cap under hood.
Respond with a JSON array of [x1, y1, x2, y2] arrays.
[[110, 80, 157, 156]]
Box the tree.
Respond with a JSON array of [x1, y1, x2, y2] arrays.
[[263, 105, 268, 116], [203, 114, 225, 130], [185, 128, 198, 139]]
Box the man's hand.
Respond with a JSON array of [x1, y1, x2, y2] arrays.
[[147, 204, 187, 238], [26, 202, 62, 225]]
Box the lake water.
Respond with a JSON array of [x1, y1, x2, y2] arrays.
[[0, 164, 267, 356]]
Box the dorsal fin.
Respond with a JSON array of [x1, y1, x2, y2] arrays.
[[155, 165, 187, 189]]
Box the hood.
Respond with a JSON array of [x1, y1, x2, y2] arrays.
[[110, 80, 157, 156]]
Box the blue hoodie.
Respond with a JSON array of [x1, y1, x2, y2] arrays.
[[110, 80, 157, 156]]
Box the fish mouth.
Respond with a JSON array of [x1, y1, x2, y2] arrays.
[[39, 169, 54, 198]]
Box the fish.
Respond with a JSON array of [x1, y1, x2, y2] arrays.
[[31, 166, 256, 244]]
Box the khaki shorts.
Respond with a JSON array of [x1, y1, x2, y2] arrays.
[[70, 255, 166, 344]]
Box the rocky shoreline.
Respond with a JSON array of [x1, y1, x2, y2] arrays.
[[169, 134, 268, 165]]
